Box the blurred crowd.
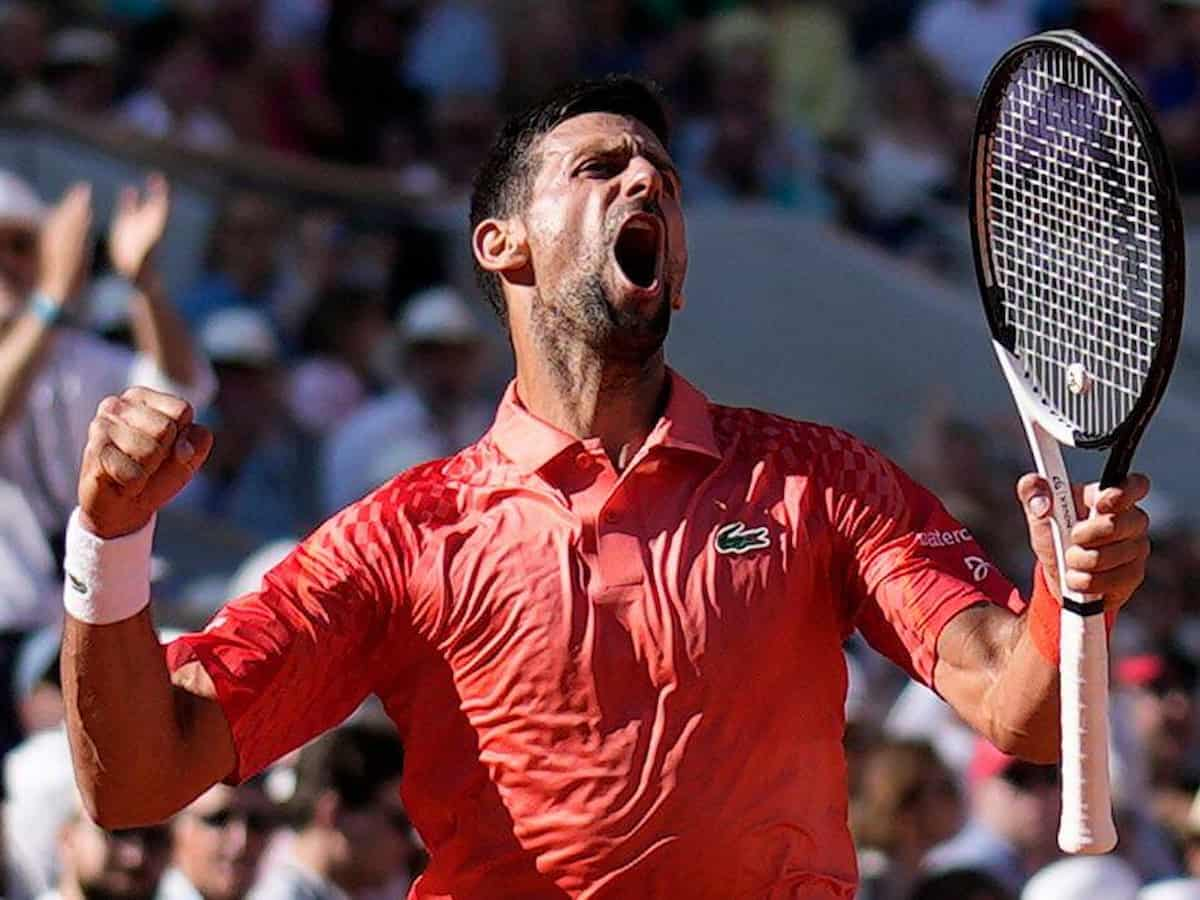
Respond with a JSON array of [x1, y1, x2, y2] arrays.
[[0, 1, 1200, 899]]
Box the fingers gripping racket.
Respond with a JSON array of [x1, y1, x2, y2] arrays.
[[970, 31, 1185, 854]]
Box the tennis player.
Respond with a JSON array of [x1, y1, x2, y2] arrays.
[[62, 77, 1150, 899]]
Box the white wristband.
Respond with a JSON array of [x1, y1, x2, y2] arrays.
[[62, 508, 155, 625]]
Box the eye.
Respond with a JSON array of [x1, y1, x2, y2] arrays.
[[580, 159, 621, 178]]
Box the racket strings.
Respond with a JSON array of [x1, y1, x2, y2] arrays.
[[987, 47, 1163, 439]]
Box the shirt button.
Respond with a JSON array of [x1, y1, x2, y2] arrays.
[[575, 452, 591, 469], [603, 510, 620, 524]]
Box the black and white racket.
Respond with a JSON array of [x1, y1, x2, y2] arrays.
[[970, 30, 1185, 853]]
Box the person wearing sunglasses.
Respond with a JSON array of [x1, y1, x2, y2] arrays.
[[159, 778, 276, 900], [250, 725, 417, 900], [41, 813, 171, 900]]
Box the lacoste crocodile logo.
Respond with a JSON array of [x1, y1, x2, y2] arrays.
[[66, 572, 87, 594], [714, 522, 771, 555]]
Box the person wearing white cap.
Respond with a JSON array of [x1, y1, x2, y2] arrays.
[[1020, 856, 1142, 900], [320, 285, 492, 513], [0, 170, 213, 752], [1141, 880, 1200, 900], [173, 305, 318, 541]]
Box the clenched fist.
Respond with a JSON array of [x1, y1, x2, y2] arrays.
[[79, 387, 213, 538]]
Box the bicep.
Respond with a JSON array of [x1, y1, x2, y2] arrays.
[[931, 602, 1016, 737], [932, 601, 1059, 759], [168, 660, 238, 786]]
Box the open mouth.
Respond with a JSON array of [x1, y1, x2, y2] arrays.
[[614, 213, 663, 291]]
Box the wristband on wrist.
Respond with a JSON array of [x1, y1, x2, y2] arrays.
[[62, 508, 156, 625], [1028, 563, 1118, 665], [28, 291, 64, 327]]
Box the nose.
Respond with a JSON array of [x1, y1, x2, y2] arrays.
[[622, 154, 662, 203]]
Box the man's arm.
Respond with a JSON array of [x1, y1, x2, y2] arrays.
[[110, 174, 206, 390], [0, 184, 92, 431], [63, 608, 236, 827], [64, 387, 399, 826], [62, 386, 228, 827], [932, 474, 1151, 762]]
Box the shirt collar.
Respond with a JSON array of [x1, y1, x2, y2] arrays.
[[490, 368, 721, 475]]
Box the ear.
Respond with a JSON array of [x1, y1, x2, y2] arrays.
[[473, 217, 529, 277]]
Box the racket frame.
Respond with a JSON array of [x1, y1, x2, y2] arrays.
[[969, 29, 1185, 856]]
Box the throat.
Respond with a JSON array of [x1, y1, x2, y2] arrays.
[[514, 348, 670, 471]]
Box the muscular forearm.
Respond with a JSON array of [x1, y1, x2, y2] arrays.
[[0, 309, 57, 432], [934, 595, 1061, 763], [62, 608, 235, 826], [128, 269, 202, 388]]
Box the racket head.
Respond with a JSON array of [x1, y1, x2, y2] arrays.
[[970, 30, 1185, 479]]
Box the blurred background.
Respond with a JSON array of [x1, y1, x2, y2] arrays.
[[4, 1, 1200, 899]]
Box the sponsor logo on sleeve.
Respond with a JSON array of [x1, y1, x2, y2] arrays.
[[964, 556, 992, 582], [916, 528, 974, 548]]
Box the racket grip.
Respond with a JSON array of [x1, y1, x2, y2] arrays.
[[1059, 606, 1117, 854]]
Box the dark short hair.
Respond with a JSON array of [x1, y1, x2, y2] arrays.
[[910, 868, 1013, 900], [285, 724, 404, 828], [468, 75, 670, 321]]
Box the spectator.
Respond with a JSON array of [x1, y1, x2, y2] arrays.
[[0, 171, 212, 749], [851, 739, 964, 900], [321, 286, 491, 513], [43, 27, 118, 118], [180, 192, 283, 329], [709, 0, 859, 141], [0, 481, 58, 693], [159, 780, 277, 900], [4, 722, 74, 900], [402, 1, 502, 98], [926, 740, 1061, 893], [910, 867, 1014, 900], [250, 725, 416, 900], [577, 0, 649, 79], [1141, 880, 1200, 900], [324, 0, 414, 165], [176, 306, 318, 541], [913, 0, 1038, 97], [1141, 1, 1200, 191], [120, 14, 232, 150], [849, 45, 958, 263], [0, 3, 52, 113], [1020, 855, 1141, 900], [675, 40, 834, 212], [44, 814, 172, 900], [1114, 643, 1200, 837], [12, 623, 63, 737], [288, 286, 387, 437]]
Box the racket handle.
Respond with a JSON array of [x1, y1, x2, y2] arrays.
[[1059, 605, 1117, 853]]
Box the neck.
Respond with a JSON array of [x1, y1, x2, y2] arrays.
[[514, 343, 668, 471]]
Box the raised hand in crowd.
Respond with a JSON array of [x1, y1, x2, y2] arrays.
[[108, 172, 169, 285], [38, 181, 93, 309]]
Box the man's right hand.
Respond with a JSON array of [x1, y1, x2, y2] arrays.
[[38, 182, 93, 306], [78, 387, 213, 539]]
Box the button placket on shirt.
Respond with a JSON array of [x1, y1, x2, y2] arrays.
[[563, 445, 650, 590]]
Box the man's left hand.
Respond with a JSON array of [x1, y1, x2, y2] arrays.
[[1018, 472, 1151, 610]]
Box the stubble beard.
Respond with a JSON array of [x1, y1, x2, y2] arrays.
[[531, 238, 672, 375]]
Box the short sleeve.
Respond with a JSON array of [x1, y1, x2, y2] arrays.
[[164, 498, 410, 781], [822, 433, 1023, 686]]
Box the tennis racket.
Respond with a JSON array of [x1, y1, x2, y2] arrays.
[[970, 30, 1185, 854]]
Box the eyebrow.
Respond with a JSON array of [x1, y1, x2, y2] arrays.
[[570, 140, 680, 183]]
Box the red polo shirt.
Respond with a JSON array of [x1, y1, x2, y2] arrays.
[[167, 371, 1022, 899]]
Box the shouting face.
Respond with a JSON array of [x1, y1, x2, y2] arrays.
[[505, 111, 688, 365]]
